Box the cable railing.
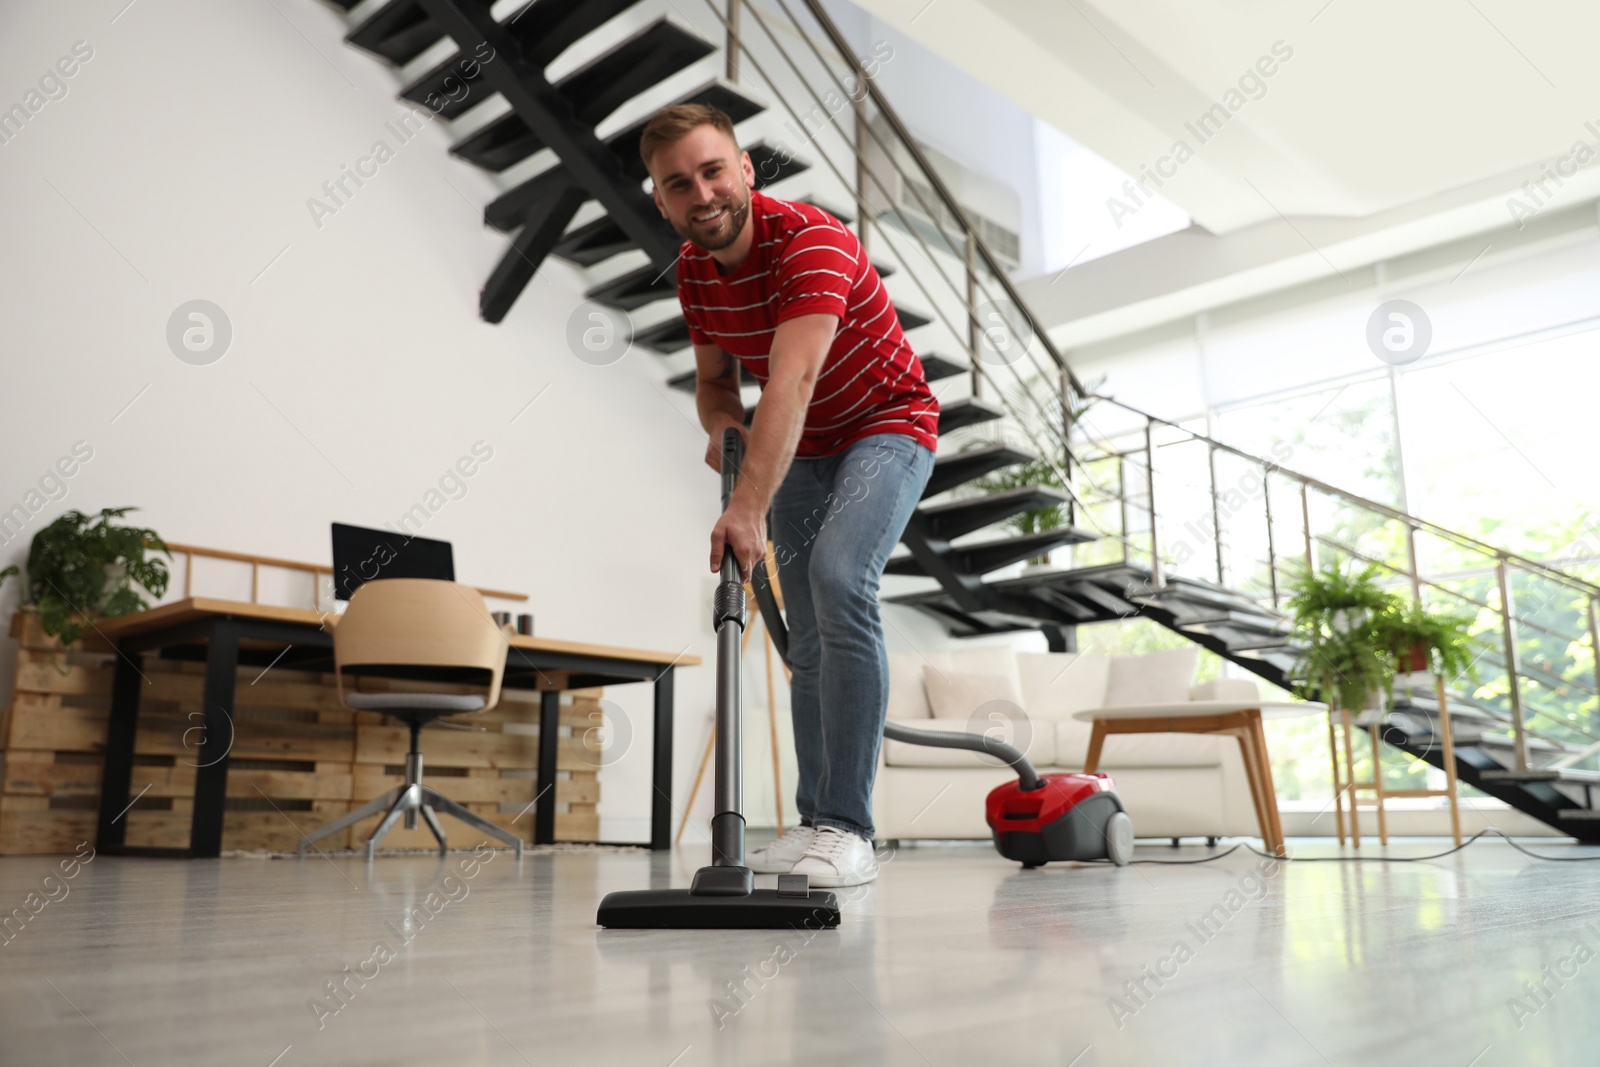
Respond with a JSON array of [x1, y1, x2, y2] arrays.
[[1068, 397, 1600, 771], [713, 0, 1598, 773]]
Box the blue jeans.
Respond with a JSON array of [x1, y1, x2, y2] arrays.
[[766, 433, 936, 839]]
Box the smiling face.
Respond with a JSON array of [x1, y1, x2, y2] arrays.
[[647, 124, 756, 257]]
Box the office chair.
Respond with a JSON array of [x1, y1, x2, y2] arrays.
[[296, 578, 525, 859]]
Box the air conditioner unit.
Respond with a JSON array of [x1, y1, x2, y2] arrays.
[[860, 115, 1022, 274]]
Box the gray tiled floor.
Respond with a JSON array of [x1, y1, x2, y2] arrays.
[[2, 837, 1598, 1066]]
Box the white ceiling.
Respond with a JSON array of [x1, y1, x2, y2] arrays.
[[846, 0, 1600, 339]]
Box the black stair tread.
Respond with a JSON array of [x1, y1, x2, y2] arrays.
[[609, 80, 766, 182], [496, 0, 648, 69], [633, 315, 693, 354], [399, 0, 648, 126], [1479, 767, 1600, 783], [1212, 633, 1295, 653], [552, 214, 632, 266], [451, 21, 719, 172], [936, 397, 1003, 435], [1175, 608, 1293, 631], [666, 368, 696, 393], [896, 306, 931, 331], [916, 485, 1072, 540], [918, 352, 965, 381], [346, 0, 445, 66], [400, 49, 495, 122], [1467, 734, 1568, 755], [1230, 648, 1303, 671], [585, 262, 674, 311], [1131, 580, 1283, 623], [982, 560, 1147, 591], [884, 524, 1095, 578], [1177, 614, 1299, 639], [562, 18, 716, 128], [925, 444, 1035, 499], [748, 141, 810, 189]]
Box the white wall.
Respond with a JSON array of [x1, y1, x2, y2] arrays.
[[0, 0, 751, 843]]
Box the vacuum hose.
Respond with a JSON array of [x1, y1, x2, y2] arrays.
[[882, 720, 1044, 792]]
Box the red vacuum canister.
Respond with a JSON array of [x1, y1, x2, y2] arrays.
[[986, 772, 1134, 867]]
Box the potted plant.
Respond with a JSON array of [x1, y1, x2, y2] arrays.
[[0, 507, 171, 646], [1378, 598, 1481, 690], [1282, 560, 1402, 713]]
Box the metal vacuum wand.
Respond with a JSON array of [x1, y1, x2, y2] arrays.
[[709, 426, 748, 869]]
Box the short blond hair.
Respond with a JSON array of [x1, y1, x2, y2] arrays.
[[639, 103, 737, 174]]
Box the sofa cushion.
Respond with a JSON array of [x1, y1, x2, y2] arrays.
[[887, 651, 931, 719], [1104, 646, 1200, 708], [889, 645, 1026, 721], [926, 645, 1025, 692], [922, 666, 1024, 722], [1016, 652, 1110, 721], [883, 716, 1055, 769]]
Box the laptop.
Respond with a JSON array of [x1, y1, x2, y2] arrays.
[[331, 522, 454, 601]]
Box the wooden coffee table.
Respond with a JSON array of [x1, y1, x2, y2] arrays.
[[1073, 700, 1326, 857]]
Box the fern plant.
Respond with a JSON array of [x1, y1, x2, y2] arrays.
[[0, 507, 170, 645], [1282, 560, 1402, 712], [1380, 598, 1482, 686]]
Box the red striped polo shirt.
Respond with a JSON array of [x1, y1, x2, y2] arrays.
[[677, 190, 940, 458]]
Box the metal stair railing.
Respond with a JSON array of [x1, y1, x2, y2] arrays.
[[1066, 394, 1600, 773]]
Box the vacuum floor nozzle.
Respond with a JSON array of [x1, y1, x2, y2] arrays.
[[596, 887, 842, 930]]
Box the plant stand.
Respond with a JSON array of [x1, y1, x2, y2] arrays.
[[1331, 672, 1462, 848]]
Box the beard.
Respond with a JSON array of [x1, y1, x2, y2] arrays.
[[671, 186, 752, 252]]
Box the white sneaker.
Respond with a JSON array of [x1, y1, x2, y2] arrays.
[[745, 825, 817, 874], [790, 826, 878, 888]]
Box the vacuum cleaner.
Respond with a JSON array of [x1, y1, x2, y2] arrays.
[[877, 722, 1133, 867], [596, 430, 842, 930]]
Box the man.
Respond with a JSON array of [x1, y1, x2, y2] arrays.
[[641, 104, 939, 888]]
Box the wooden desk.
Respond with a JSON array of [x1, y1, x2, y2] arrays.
[[87, 598, 700, 858]]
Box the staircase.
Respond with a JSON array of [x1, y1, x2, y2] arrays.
[[324, 0, 1600, 840]]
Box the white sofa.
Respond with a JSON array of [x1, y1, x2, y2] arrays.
[[872, 645, 1264, 842]]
